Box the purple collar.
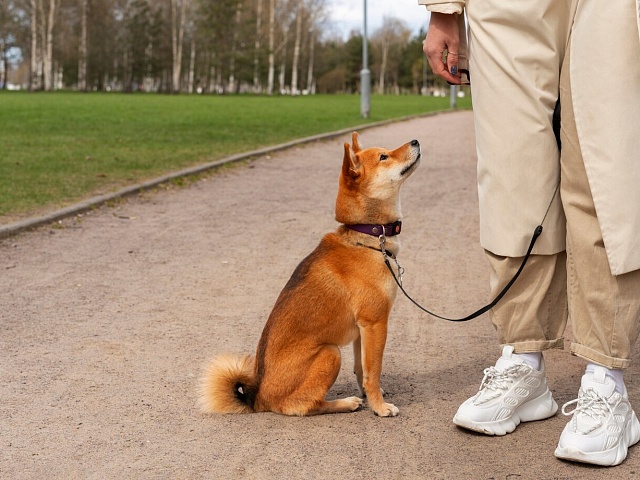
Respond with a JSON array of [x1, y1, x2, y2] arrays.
[[345, 220, 402, 237]]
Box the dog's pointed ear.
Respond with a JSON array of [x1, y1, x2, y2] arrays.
[[343, 142, 361, 181], [351, 131, 361, 153]]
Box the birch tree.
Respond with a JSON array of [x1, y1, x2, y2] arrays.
[[289, 0, 302, 94], [0, 0, 22, 89], [171, 0, 187, 92], [227, 0, 242, 92], [252, 0, 262, 92], [266, 0, 275, 94], [3, 0, 407, 94], [28, 0, 41, 89], [305, 27, 314, 93], [372, 16, 410, 94], [187, 26, 195, 93], [77, 0, 87, 90], [42, 0, 60, 90], [302, 0, 327, 94], [277, 40, 285, 93]]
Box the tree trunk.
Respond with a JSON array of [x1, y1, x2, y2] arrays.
[[29, 0, 39, 90], [123, 47, 130, 92], [266, 0, 275, 95], [278, 43, 286, 94], [171, 0, 187, 93], [228, 2, 242, 93], [1, 40, 8, 90], [253, 0, 263, 93], [35, 0, 47, 90], [306, 29, 314, 94], [37, 0, 45, 65], [378, 42, 388, 94], [43, 0, 57, 91], [208, 65, 215, 93], [290, 0, 302, 95], [78, 0, 87, 91], [188, 35, 195, 94]]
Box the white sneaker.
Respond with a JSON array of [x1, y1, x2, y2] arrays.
[[453, 345, 558, 436], [554, 365, 640, 466]]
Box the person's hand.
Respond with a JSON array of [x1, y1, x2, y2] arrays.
[[423, 12, 461, 85]]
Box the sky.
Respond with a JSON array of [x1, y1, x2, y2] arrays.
[[326, 0, 430, 40]]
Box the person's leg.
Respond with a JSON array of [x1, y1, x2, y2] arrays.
[[554, 0, 640, 465], [452, 0, 575, 435], [466, 0, 576, 355], [467, 0, 571, 258], [562, 71, 640, 371], [486, 252, 567, 354], [560, 23, 640, 373]]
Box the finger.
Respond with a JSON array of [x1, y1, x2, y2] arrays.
[[446, 51, 460, 79], [433, 59, 461, 85], [424, 48, 459, 84], [446, 51, 459, 73]]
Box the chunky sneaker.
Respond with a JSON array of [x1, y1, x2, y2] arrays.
[[453, 345, 558, 436], [554, 365, 640, 466]]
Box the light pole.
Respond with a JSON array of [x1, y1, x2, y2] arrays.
[[360, 0, 371, 118], [450, 84, 458, 109]]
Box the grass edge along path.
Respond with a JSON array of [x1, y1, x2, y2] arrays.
[[0, 110, 444, 239], [0, 95, 469, 238]]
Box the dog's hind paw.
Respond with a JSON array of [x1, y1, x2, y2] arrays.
[[373, 402, 399, 417]]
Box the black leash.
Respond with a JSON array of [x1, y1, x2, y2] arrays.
[[384, 225, 542, 322], [384, 182, 559, 322]]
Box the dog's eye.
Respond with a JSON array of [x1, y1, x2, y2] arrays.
[[380, 154, 388, 161]]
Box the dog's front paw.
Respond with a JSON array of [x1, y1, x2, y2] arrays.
[[374, 402, 399, 417]]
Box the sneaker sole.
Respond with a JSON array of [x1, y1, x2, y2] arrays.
[[554, 411, 640, 466], [453, 388, 558, 436]]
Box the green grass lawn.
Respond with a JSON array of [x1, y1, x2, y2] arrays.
[[0, 92, 471, 221]]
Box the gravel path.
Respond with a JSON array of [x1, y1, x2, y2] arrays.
[[2, 110, 638, 479]]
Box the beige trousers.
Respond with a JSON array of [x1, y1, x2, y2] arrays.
[[475, 0, 640, 369]]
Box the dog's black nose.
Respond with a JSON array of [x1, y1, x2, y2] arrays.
[[410, 139, 419, 147]]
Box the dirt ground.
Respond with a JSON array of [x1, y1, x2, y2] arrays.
[[2, 111, 640, 479]]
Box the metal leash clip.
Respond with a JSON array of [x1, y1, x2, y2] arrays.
[[379, 228, 403, 286], [378, 230, 387, 258]]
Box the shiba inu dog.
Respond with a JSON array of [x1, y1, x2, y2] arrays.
[[199, 132, 420, 417]]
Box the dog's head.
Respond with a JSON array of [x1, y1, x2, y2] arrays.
[[335, 132, 421, 225]]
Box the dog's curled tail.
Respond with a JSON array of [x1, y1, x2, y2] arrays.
[[199, 354, 257, 414]]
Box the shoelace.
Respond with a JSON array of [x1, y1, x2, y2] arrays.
[[561, 388, 616, 430], [479, 364, 532, 392]]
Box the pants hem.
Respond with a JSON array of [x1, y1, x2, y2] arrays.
[[571, 343, 631, 369], [503, 338, 565, 353]]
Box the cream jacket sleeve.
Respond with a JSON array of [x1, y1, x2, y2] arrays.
[[418, 1, 464, 14], [418, 0, 469, 79]]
